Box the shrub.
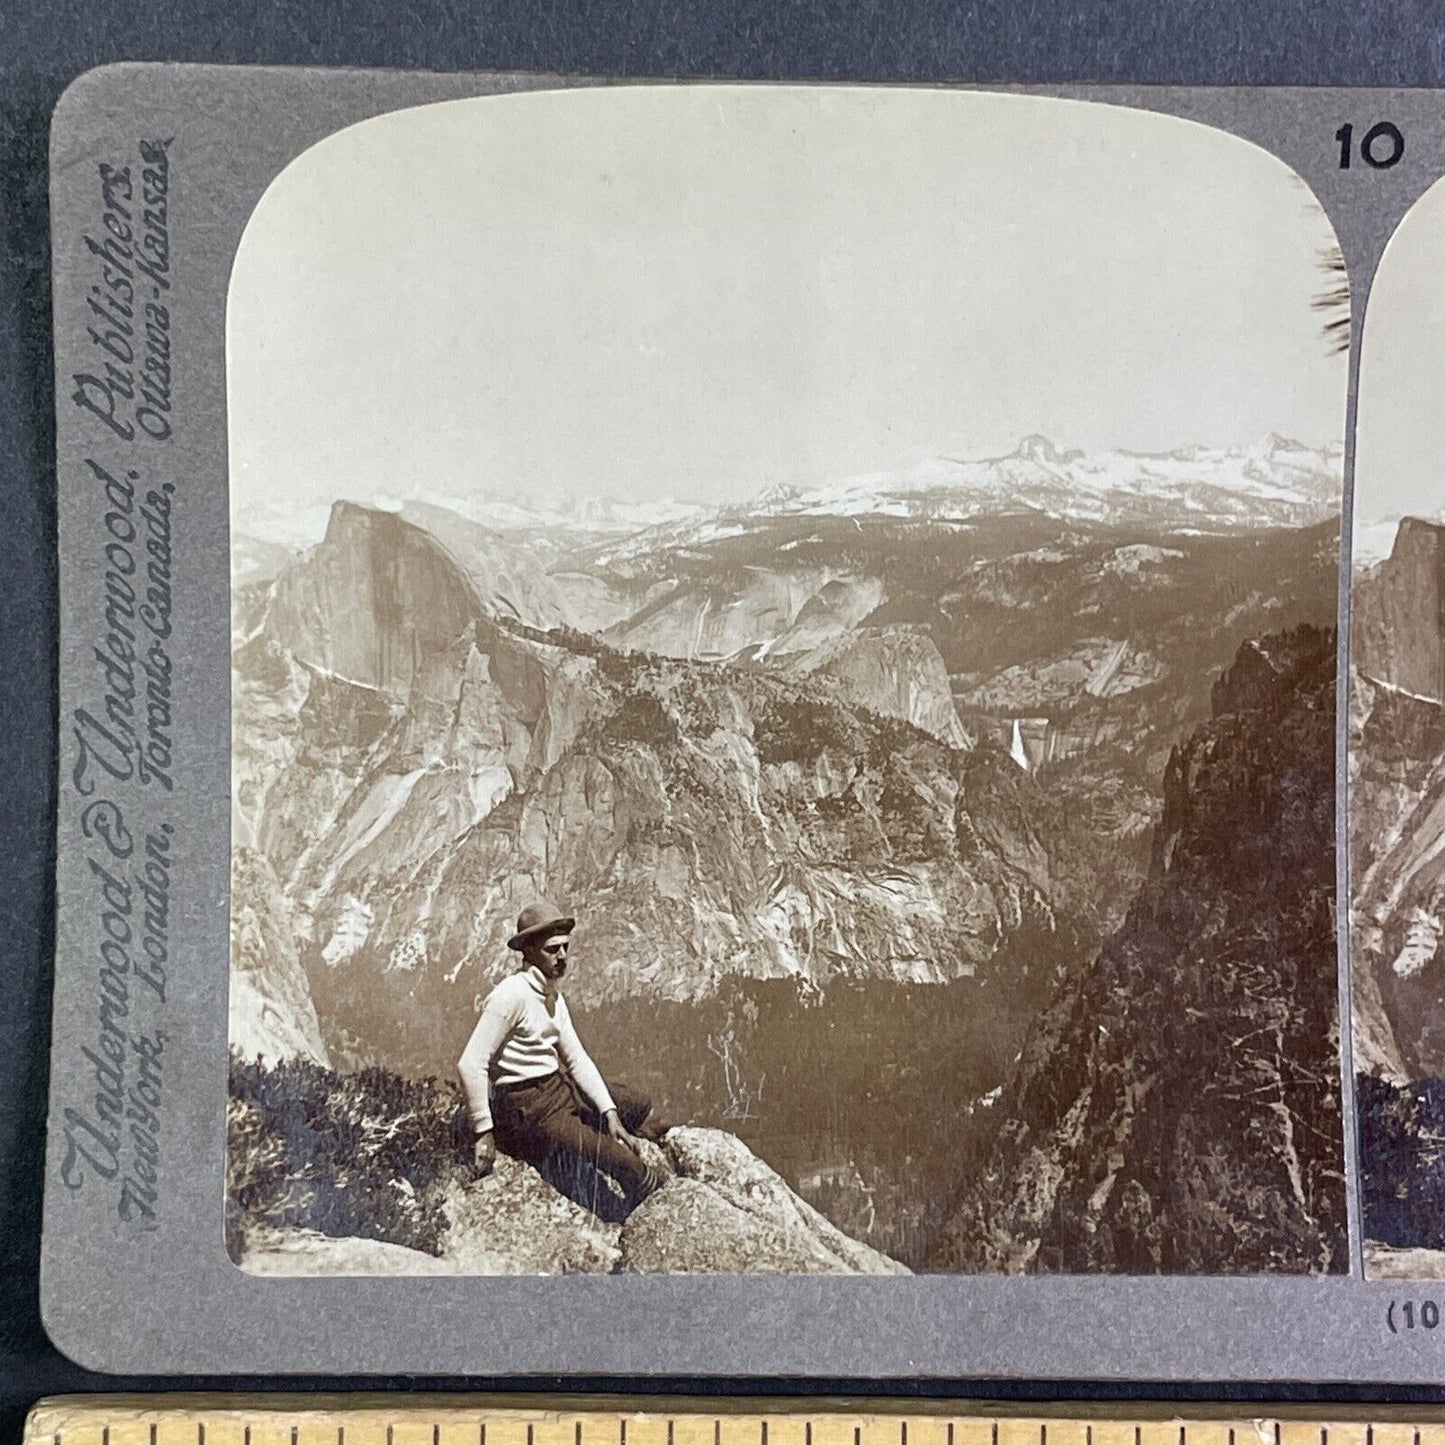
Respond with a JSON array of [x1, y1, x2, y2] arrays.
[[227, 1053, 472, 1258], [603, 689, 679, 748], [752, 692, 859, 765]]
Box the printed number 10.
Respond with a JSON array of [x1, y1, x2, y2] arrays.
[[1337, 121, 1405, 169]]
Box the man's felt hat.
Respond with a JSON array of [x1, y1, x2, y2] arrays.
[[507, 900, 576, 951]]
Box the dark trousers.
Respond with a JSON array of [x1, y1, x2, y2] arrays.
[[492, 1072, 654, 1209]]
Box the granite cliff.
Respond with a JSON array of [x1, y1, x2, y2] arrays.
[[233, 501, 1097, 1077], [1350, 523, 1445, 1082], [229, 849, 329, 1068], [1353, 518, 1445, 705], [933, 627, 1346, 1274], [1348, 523, 1445, 1268]]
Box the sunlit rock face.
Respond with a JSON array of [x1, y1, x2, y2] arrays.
[[265, 502, 487, 695], [781, 627, 971, 749], [232, 501, 1105, 1078], [229, 848, 330, 1068], [617, 1128, 908, 1275], [1355, 518, 1445, 705], [604, 565, 857, 662]]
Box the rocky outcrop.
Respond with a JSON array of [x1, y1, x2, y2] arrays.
[[232, 1113, 904, 1277], [265, 502, 486, 695], [933, 627, 1346, 1274], [1354, 518, 1445, 703], [233, 1145, 627, 1276], [435, 1154, 627, 1273], [239, 1226, 462, 1276], [604, 565, 874, 663], [783, 627, 970, 749], [619, 1128, 907, 1274]]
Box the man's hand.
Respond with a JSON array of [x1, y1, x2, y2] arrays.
[[473, 1129, 497, 1177], [603, 1109, 645, 1158]]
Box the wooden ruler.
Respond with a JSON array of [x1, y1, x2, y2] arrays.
[[23, 1399, 1445, 1445]]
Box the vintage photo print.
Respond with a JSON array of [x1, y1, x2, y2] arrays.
[[1350, 172, 1445, 1280], [223, 85, 1351, 1279]]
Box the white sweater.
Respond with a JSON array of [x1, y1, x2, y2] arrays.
[[457, 966, 616, 1133]]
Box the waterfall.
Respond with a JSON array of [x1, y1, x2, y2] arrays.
[[1009, 718, 1031, 772]]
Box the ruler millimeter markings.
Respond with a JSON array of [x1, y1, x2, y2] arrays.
[[24, 1397, 1445, 1445]]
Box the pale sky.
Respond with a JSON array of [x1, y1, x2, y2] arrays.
[[1355, 173, 1445, 536], [228, 85, 1347, 513]]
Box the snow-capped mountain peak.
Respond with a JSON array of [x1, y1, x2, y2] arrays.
[[240, 435, 1344, 566]]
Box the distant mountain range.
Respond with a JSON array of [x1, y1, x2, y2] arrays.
[[236, 434, 1343, 561], [232, 433, 1341, 787], [731, 433, 1342, 532]]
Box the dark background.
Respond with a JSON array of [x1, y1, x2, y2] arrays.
[[8, 0, 1445, 1436]]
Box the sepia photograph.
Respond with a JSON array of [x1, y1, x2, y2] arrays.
[[224, 84, 1350, 1277], [1348, 172, 1445, 1280]]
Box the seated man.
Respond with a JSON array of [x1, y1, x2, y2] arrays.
[[458, 900, 669, 1213]]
